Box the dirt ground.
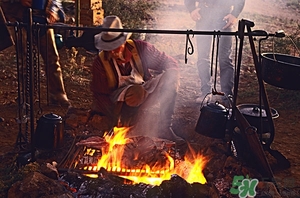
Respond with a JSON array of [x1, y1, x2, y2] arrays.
[[0, 0, 300, 197]]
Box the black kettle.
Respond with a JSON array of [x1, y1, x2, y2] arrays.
[[195, 101, 229, 139], [34, 113, 64, 150]]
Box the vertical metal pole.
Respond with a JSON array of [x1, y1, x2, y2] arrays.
[[246, 24, 275, 147], [232, 20, 245, 111], [27, 8, 36, 161], [75, 0, 80, 36]]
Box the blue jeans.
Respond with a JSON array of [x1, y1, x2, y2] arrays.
[[195, 13, 234, 96]]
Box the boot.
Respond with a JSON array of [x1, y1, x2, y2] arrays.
[[158, 124, 185, 144], [49, 93, 71, 108], [47, 69, 71, 108], [40, 29, 71, 108], [158, 89, 185, 144], [158, 70, 185, 144]]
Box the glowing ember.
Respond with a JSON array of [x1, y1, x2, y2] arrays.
[[83, 127, 208, 186]]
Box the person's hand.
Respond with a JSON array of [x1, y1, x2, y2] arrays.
[[190, 8, 201, 21], [222, 14, 238, 29], [20, 0, 32, 7]]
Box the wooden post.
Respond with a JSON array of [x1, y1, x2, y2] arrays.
[[79, 0, 104, 26]]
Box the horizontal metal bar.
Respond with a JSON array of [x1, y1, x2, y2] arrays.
[[5, 21, 280, 37]]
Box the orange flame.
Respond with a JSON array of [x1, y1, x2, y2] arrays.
[[86, 127, 207, 185]]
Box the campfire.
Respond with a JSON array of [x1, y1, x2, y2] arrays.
[[61, 126, 207, 186]]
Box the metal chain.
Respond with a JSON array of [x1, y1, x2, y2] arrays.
[[32, 34, 38, 99], [33, 27, 43, 117], [25, 26, 31, 144]]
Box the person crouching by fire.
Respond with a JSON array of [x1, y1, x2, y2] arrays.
[[90, 15, 184, 144]]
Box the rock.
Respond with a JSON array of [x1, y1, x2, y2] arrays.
[[89, 114, 111, 131], [40, 161, 59, 180], [223, 155, 242, 173], [156, 174, 219, 198], [7, 172, 73, 198], [256, 181, 282, 198], [65, 113, 79, 129], [65, 107, 90, 129]]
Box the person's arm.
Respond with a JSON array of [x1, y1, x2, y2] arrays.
[[134, 40, 178, 73], [231, 0, 245, 18], [223, 0, 245, 29], [184, 0, 201, 21], [90, 56, 116, 118]]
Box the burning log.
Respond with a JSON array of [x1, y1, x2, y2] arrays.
[[59, 171, 219, 197]]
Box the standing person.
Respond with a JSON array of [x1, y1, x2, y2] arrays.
[[91, 15, 184, 143], [184, 0, 245, 103], [0, 0, 71, 107]]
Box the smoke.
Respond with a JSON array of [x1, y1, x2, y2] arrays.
[[128, 0, 298, 139]]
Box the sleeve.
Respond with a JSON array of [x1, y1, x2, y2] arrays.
[[184, 0, 197, 13], [134, 40, 179, 73], [46, 0, 65, 22], [90, 56, 116, 118], [231, 0, 245, 17]]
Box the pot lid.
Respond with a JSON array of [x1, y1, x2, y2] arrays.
[[41, 113, 62, 121], [237, 104, 279, 118]]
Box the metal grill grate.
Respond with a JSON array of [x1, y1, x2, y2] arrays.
[[58, 135, 180, 177]]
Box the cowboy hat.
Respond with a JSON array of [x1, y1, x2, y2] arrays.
[[94, 15, 132, 51]]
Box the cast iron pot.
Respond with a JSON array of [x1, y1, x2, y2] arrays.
[[34, 113, 64, 150], [261, 53, 300, 90], [195, 101, 229, 139], [237, 104, 279, 147]]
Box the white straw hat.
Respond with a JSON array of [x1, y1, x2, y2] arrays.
[[94, 15, 132, 51]]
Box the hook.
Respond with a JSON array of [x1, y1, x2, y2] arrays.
[[210, 32, 216, 76], [185, 30, 194, 64], [213, 32, 221, 92]]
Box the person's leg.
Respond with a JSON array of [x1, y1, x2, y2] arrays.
[[39, 29, 70, 107], [196, 34, 212, 98], [218, 35, 234, 96], [148, 69, 184, 143]]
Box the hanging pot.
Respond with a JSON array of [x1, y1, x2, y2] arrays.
[[34, 113, 64, 150], [195, 101, 229, 139], [261, 53, 300, 90]]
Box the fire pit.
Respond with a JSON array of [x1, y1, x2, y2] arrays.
[[59, 127, 207, 186]]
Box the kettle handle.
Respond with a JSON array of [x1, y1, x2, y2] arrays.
[[200, 92, 232, 109], [200, 93, 212, 108]]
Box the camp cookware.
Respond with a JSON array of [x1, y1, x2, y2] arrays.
[[34, 113, 64, 150], [237, 104, 279, 146], [195, 101, 229, 139], [261, 53, 300, 90]]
